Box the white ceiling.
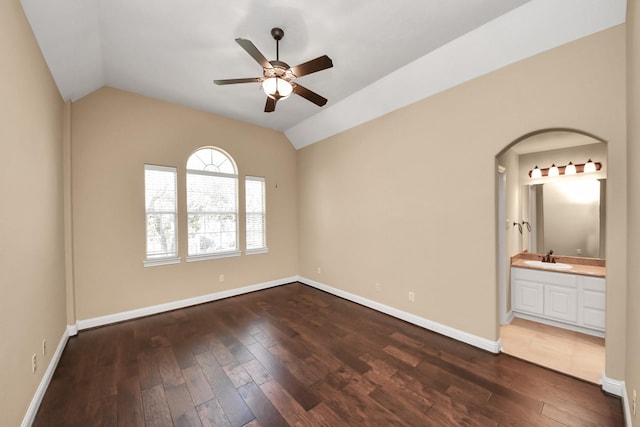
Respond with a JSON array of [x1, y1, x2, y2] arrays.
[[20, 0, 626, 149]]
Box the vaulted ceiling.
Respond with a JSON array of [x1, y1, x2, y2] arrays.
[[20, 0, 626, 148]]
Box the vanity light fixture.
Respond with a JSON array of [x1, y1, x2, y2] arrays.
[[528, 160, 602, 178]]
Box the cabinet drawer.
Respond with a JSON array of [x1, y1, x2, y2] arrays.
[[584, 289, 605, 310], [583, 308, 606, 330], [583, 276, 605, 292]]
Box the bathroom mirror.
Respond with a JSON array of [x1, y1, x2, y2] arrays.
[[526, 178, 605, 258]]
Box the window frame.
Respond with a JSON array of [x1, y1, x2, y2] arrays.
[[143, 164, 181, 267], [245, 175, 268, 255], [186, 147, 241, 262]]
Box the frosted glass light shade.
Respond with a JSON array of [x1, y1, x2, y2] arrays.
[[565, 162, 576, 175], [531, 166, 542, 179], [262, 77, 293, 99], [548, 164, 559, 177], [584, 159, 596, 173]]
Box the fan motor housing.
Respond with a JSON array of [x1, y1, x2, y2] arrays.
[[265, 60, 294, 80]]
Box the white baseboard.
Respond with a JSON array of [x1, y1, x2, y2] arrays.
[[298, 276, 501, 354], [623, 384, 633, 427], [602, 372, 624, 396], [21, 327, 70, 427], [601, 373, 632, 426], [76, 276, 297, 331]]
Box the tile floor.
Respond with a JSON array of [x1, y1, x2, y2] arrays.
[[500, 317, 605, 384]]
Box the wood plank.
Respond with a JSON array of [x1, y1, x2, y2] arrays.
[[246, 341, 321, 411], [163, 383, 203, 427], [259, 380, 317, 426], [195, 351, 255, 427], [141, 384, 173, 427], [182, 365, 214, 407], [196, 399, 231, 427], [238, 381, 289, 427], [242, 358, 273, 385], [116, 377, 144, 427]]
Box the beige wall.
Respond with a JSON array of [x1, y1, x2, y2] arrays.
[[627, 0, 640, 423], [0, 1, 66, 426], [297, 26, 627, 379], [70, 88, 298, 320]]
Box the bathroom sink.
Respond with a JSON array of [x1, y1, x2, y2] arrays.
[[524, 260, 573, 270]]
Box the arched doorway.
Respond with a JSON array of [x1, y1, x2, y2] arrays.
[[496, 129, 607, 384]]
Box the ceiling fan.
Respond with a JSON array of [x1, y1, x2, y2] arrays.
[[214, 27, 333, 113]]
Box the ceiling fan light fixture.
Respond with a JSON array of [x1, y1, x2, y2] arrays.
[[262, 77, 293, 100]]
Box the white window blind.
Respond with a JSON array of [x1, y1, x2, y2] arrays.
[[144, 165, 177, 260], [245, 176, 266, 252], [186, 148, 239, 258]]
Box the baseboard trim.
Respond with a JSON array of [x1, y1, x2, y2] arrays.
[[76, 276, 297, 331], [602, 372, 624, 396], [601, 373, 631, 425], [21, 327, 70, 427], [298, 276, 501, 354]]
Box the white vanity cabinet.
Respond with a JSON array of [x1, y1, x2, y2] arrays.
[[511, 267, 605, 336]]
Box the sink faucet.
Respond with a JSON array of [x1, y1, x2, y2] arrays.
[[540, 250, 557, 263]]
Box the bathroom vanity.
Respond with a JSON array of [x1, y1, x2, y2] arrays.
[[510, 256, 605, 337]]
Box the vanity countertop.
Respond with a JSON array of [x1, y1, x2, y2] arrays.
[[511, 252, 606, 278]]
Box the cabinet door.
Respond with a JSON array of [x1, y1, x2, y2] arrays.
[[544, 284, 578, 323], [513, 280, 544, 315]]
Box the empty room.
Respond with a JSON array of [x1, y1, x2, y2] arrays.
[[3, 0, 640, 426]]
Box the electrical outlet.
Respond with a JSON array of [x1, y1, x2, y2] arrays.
[[219, 274, 225, 283], [633, 389, 637, 416], [317, 267, 321, 275], [31, 354, 37, 373], [42, 339, 47, 356], [408, 291, 415, 302], [375, 283, 381, 292]]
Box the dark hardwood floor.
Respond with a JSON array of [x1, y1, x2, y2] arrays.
[[34, 282, 623, 426]]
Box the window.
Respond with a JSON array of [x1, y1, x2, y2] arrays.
[[245, 176, 267, 254], [186, 147, 240, 260], [144, 165, 179, 266]]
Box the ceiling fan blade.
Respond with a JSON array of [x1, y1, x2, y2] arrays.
[[235, 38, 272, 69], [293, 84, 327, 107], [264, 97, 277, 112], [214, 77, 262, 85], [290, 55, 333, 78]]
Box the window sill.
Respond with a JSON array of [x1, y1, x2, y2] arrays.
[[245, 248, 269, 255], [186, 251, 242, 262], [143, 257, 181, 267]]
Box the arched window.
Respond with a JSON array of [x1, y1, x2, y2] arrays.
[[186, 147, 239, 259]]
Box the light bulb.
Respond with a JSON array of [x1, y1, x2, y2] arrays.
[[565, 161, 576, 175], [262, 77, 293, 99], [531, 166, 542, 179], [584, 159, 596, 173], [549, 164, 559, 177]]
